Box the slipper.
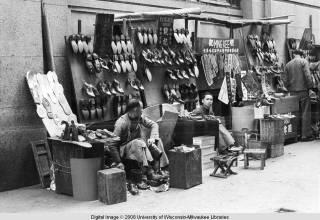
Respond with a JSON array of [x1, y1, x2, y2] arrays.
[[113, 55, 122, 73], [144, 66, 152, 82], [57, 93, 72, 115], [42, 97, 54, 119], [112, 79, 124, 94], [89, 99, 96, 120], [153, 29, 158, 45], [143, 27, 148, 45], [120, 34, 128, 54], [111, 35, 117, 54], [107, 81, 117, 95], [130, 55, 138, 72], [92, 53, 102, 73], [86, 35, 94, 54], [119, 55, 127, 73], [69, 35, 78, 54], [81, 34, 89, 54], [85, 54, 95, 74], [137, 27, 143, 45], [148, 28, 153, 45], [41, 73, 58, 104], [36, 104, 47, 118], [95, 96, 103, 119], [174, 29, 180, 44], [115, 35, 122, 54], [124, 56, 132, 73], [126, 35, 134, 54], [82, 81, 95, 97], [76, 34, 84, 53]]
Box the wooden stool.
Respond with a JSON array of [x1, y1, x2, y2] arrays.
[[97, 168, 127, 205], [243, 148, 266, 170]]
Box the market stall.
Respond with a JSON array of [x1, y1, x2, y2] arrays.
[[26, 4, 300, 204]]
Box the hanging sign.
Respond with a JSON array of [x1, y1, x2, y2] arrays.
[[158, 16, 174, 46], [196, 38, 239, 54]]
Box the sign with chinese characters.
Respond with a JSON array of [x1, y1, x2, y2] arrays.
[[196, 38, 239, 54], [158, 16, 174, 46]]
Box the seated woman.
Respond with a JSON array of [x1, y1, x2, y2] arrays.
[[191, 92, 242, 155]]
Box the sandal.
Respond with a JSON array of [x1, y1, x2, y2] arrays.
[[76, 34, 84, 53], [81, 34, 89, 54], [86, 35, 94, 54]]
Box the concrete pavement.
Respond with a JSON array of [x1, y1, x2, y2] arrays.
[[0, 141, 319, 213]]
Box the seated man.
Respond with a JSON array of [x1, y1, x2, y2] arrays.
[[110, 99, 169, 184], [191, 92, 242, 155]]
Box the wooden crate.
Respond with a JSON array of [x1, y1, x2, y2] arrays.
[[192, 136, 215, 148], [262, 142, 284, 158], [260, 119, 285, 145], [97, 168, 127, 205], [169, 146, 202, 189]]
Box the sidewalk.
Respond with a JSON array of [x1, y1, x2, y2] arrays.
[[0, 141, 319, 213]]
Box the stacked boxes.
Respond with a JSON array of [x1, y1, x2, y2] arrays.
[[193, 136, 216, 170]]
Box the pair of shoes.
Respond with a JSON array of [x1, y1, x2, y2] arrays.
[[85, 53, 103, 74], [112, 34, 134, 54], [136, 27, 158, 45], [69, 34, 93, 54]]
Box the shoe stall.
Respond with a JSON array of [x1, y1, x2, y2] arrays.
[[26, 4, 300, 203]]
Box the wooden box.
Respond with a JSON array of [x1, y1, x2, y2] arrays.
[[262, 142, 284, 158], [260, 119, 285, 145], [97, 168, 127, 205], [50, 138, 104, 195], [169, 146, 202, 189], [193, 136, 215, 148], [270, 96, 299, 114]]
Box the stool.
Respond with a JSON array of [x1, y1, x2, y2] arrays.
[[210, 155, 238, 178], [243, 149, 266, 170]]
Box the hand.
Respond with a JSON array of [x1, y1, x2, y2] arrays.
[[116, 162, 125, 170], [147, 138, 156, 146]]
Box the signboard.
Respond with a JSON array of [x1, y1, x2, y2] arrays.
[[196, 38, 239, 54], [158, 16, 174, 46]]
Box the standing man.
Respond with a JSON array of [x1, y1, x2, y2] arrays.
[[192, 92, 241, 154], [282, 50, 314, 141], [110, 99, 169, 182]]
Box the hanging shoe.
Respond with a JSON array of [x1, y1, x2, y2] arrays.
[[97, 81, 111, 96], [174, 69, 184, 80], [127, 78, 139, 91], [186, 29, 192, 48], [163, 84, 170, 101], [126, 35, 134, 54], [95, 96, 103, 119], [76, 34, 84, 53], [181, 28, 187, 44], [99, 58, 109, 71], [148, 28, 153, 45], [144, 66, 152, 82], [130, 54, 138, 72], [69, 35, 78, 54], [79, 99, 90, 120], [166, 69, 177, 80], [141, 49, 152, 64], [86, 35, 94, 54], [124, 54, 132, 73], [174, 29, 181, 44], [111, 35, 117, 54], [143, 27, 148, 45], [193, 64, 199, 78], [153, 29, 158, 45], [119, 55, 127, 73], [92, 53, 102, 73], [89, 98, 96, 120], [112, 79, 124, 95], [85, 54, 95, 74], [137, 27, 144, 44], [106, 81, 117, 95], [113, 55, 122, 73], [181, 69, 189, 79], [115, 35, 122, 54], [81, 34, 89, 54], [120, 34, 128, 54], [135, 79, 145, 91]]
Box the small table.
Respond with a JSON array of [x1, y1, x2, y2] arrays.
[[243, 148, 266, 170]]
